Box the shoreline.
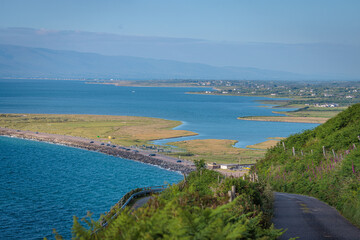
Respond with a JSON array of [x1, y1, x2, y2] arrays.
[[0, 127, 195, 174], [238, 116, 327, 124]]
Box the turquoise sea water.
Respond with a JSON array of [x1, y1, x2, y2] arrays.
[[0, 136, 182, 239], [0, 79, 319, 239]]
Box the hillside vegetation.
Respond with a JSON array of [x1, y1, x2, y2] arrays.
[[255, 103, 360, 226], [65, 165, 283, 239]]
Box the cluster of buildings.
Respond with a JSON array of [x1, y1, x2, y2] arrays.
[[311, 103, 339, 108], [207, 162, 254, 171]]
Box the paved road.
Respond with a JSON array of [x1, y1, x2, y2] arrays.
[[273, 192, 360, 240]]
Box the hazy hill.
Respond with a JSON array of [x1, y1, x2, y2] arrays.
[[0, 44, 308, 80], [255, 103, 360, 226]]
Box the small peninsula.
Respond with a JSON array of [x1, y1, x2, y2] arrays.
[[0, 113, 197, 146], [0, 113, 271, 170]]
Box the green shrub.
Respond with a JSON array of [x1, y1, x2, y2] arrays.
[[68, 169, 283, 239]]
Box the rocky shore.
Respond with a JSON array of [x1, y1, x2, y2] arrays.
[[0, 127, 195, 174]]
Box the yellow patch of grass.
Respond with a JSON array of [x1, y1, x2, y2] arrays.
[[167, 139, 266, 164], [267, 137, 286, 140], [247, 140, 280, 150], [0, 113, 197, 146]]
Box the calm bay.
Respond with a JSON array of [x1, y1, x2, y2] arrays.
[[0, 79, 318, 239]]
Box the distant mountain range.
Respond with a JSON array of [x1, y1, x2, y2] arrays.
[[0, 44, 313, 80]]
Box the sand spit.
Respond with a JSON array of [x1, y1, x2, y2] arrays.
[[238, 116, 327, 124], [0, 127, 195, 174]]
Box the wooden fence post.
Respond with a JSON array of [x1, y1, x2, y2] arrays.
[[323, 146, 326, 158], [228, 191, 232, 202], [282, 142, 286, 150], [292, 147, 296, 156], [332, 149, 336, 158], [228, 186, 236, 202]]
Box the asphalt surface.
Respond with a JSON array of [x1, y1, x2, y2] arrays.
[[273, 192, 360, 240]]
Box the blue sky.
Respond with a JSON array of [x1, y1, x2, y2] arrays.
[[1, 0, 360, 78], [1, 0, 359, 44]]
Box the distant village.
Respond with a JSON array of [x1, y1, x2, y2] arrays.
[[96, 79, 360, 107], [309, 103, 339, 108], [191, 80, 360, 106]]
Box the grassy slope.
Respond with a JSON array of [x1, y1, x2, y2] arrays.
[[255, 103, 360, 226], [0, 113, 197, 146]]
